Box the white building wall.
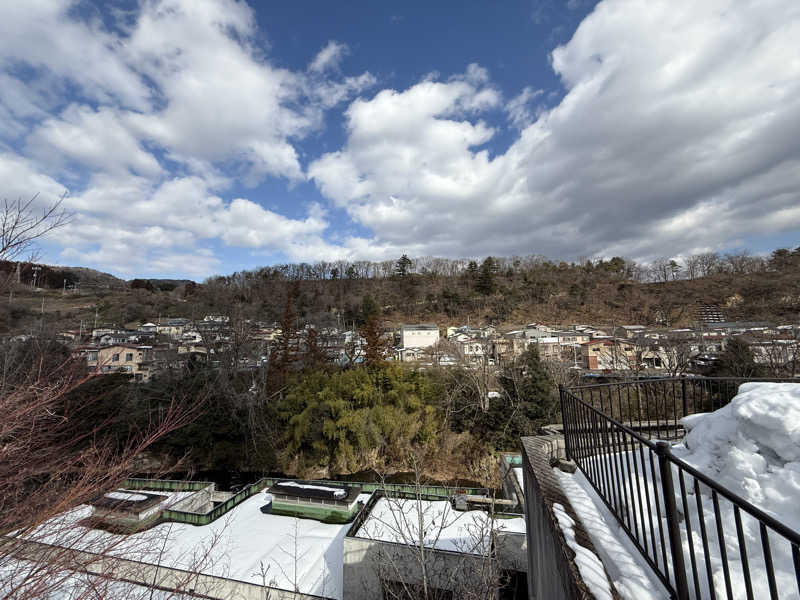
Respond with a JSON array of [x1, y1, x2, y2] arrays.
[[401, 327, 440, 349]]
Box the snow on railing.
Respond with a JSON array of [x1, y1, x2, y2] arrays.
[[561, 377, 800, 600]]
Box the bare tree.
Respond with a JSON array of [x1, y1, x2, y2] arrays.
[[696, 252, 721, 277], [0, 338, 207, 599], [364, 455, 504, 600], [0, 193, 71, 262]]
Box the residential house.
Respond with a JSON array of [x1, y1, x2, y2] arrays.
[[156, 318, 191, 339], [399, 324, 440, 351], [78, 344, 176, 382], [523, 324, 553, 340], [492, 333, 530, 364], [581, 339, 636, 370]]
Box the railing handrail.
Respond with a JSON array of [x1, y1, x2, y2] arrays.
[[568, 375, 798, 391], [560, 376, 800, 600], [663, 443, 800, 546], [561, 386, 800, 546]]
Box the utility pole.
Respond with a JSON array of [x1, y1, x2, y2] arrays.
[[94, 307, 98, 331]]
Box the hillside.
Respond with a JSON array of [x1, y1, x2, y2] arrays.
[[2, 250, 798, 335]]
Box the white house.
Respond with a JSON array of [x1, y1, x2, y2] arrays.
[[400, 324, 440, 349], [523, 324, 553, 340]]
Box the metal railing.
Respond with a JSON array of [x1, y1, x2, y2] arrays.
[[560, 377, 800, 600], [122, 476, 487, 526]]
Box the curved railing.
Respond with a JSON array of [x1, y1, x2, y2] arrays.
[[561, 377, 800, 600]]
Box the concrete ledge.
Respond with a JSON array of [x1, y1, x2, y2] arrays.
[[2, 537, 327, 600], [520, 435, 621, 600]]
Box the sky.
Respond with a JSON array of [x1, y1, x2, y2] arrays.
[[1, 0, 799, 280]]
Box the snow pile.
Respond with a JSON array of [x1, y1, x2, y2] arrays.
[[676, 382, 800, 532], [104, 491, 148, 502], [276, 481, 347, 498], [551, 502, 614, 600], [558, 382, 800, 600]]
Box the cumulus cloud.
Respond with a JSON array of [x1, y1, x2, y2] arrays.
[[311, 0, 800, 263], [0, 0, 375, 276], [27, 105, 162, 177], [52, 172, 337, 276], [3, 0, 799, 277]]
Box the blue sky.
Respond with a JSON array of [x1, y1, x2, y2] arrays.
[[0, 0, 798, 279]]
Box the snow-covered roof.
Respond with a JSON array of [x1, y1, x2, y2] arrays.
[[355, 497, 524, 554], [30, 492, 356, 599]]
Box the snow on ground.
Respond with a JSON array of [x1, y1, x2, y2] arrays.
[[551, 502, 614, 600], [555, 469, 668, 600], [275, 481, 346, 498], [495, 515, 526, 534], [513, 467, 524, 489], [25, 491, 351, 599], [562, 382, 800, 600], [356, 498, 494, 554], [105, 491, 148, 501]]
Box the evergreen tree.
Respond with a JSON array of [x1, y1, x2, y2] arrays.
[[497, 346, 558, 436], [711, 337, 764, 378], [361, 294, 379, 322], [476, 256, 497, 295], [394, 254, 412, 277]]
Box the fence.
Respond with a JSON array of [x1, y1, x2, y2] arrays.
[[122, 477, 486, 526], [560, 377, 800, 600]]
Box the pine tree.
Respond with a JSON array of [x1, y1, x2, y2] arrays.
[[499, 346, 557, 426], [476, 256, 497, 295], [394, 254, 412, 277]]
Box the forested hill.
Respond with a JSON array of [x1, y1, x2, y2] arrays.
[[189, 249, 800, 328], [3, 249, 798, 333]]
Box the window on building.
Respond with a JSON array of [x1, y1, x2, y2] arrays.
[[125, 353, 133, 362], [112, 353, 119, 362], [87, 352, 97, 361]]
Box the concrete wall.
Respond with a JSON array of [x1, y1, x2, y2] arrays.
[[169, 484, 216, 514], [343, 536, 493, 600], [520, 435, 620, 600], [4, 537, 326, 600], [495, 531, 527, 573]]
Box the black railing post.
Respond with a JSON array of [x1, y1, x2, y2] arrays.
[[680, 375, 687, 418], [656, 441, 690, 600], [559, 385, 571, 460]]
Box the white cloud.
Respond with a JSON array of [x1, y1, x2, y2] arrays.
[[0, 2, 152, 111], [3, 0, 800, 277], [506, 86, 543, 130], [0, 0, 376, 277], [311, 0, 800, 263], [309, 41, 349, 73], [27, 105, 162, 177]]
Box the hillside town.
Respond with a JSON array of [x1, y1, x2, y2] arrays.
[[62, 308, 799, 383]]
